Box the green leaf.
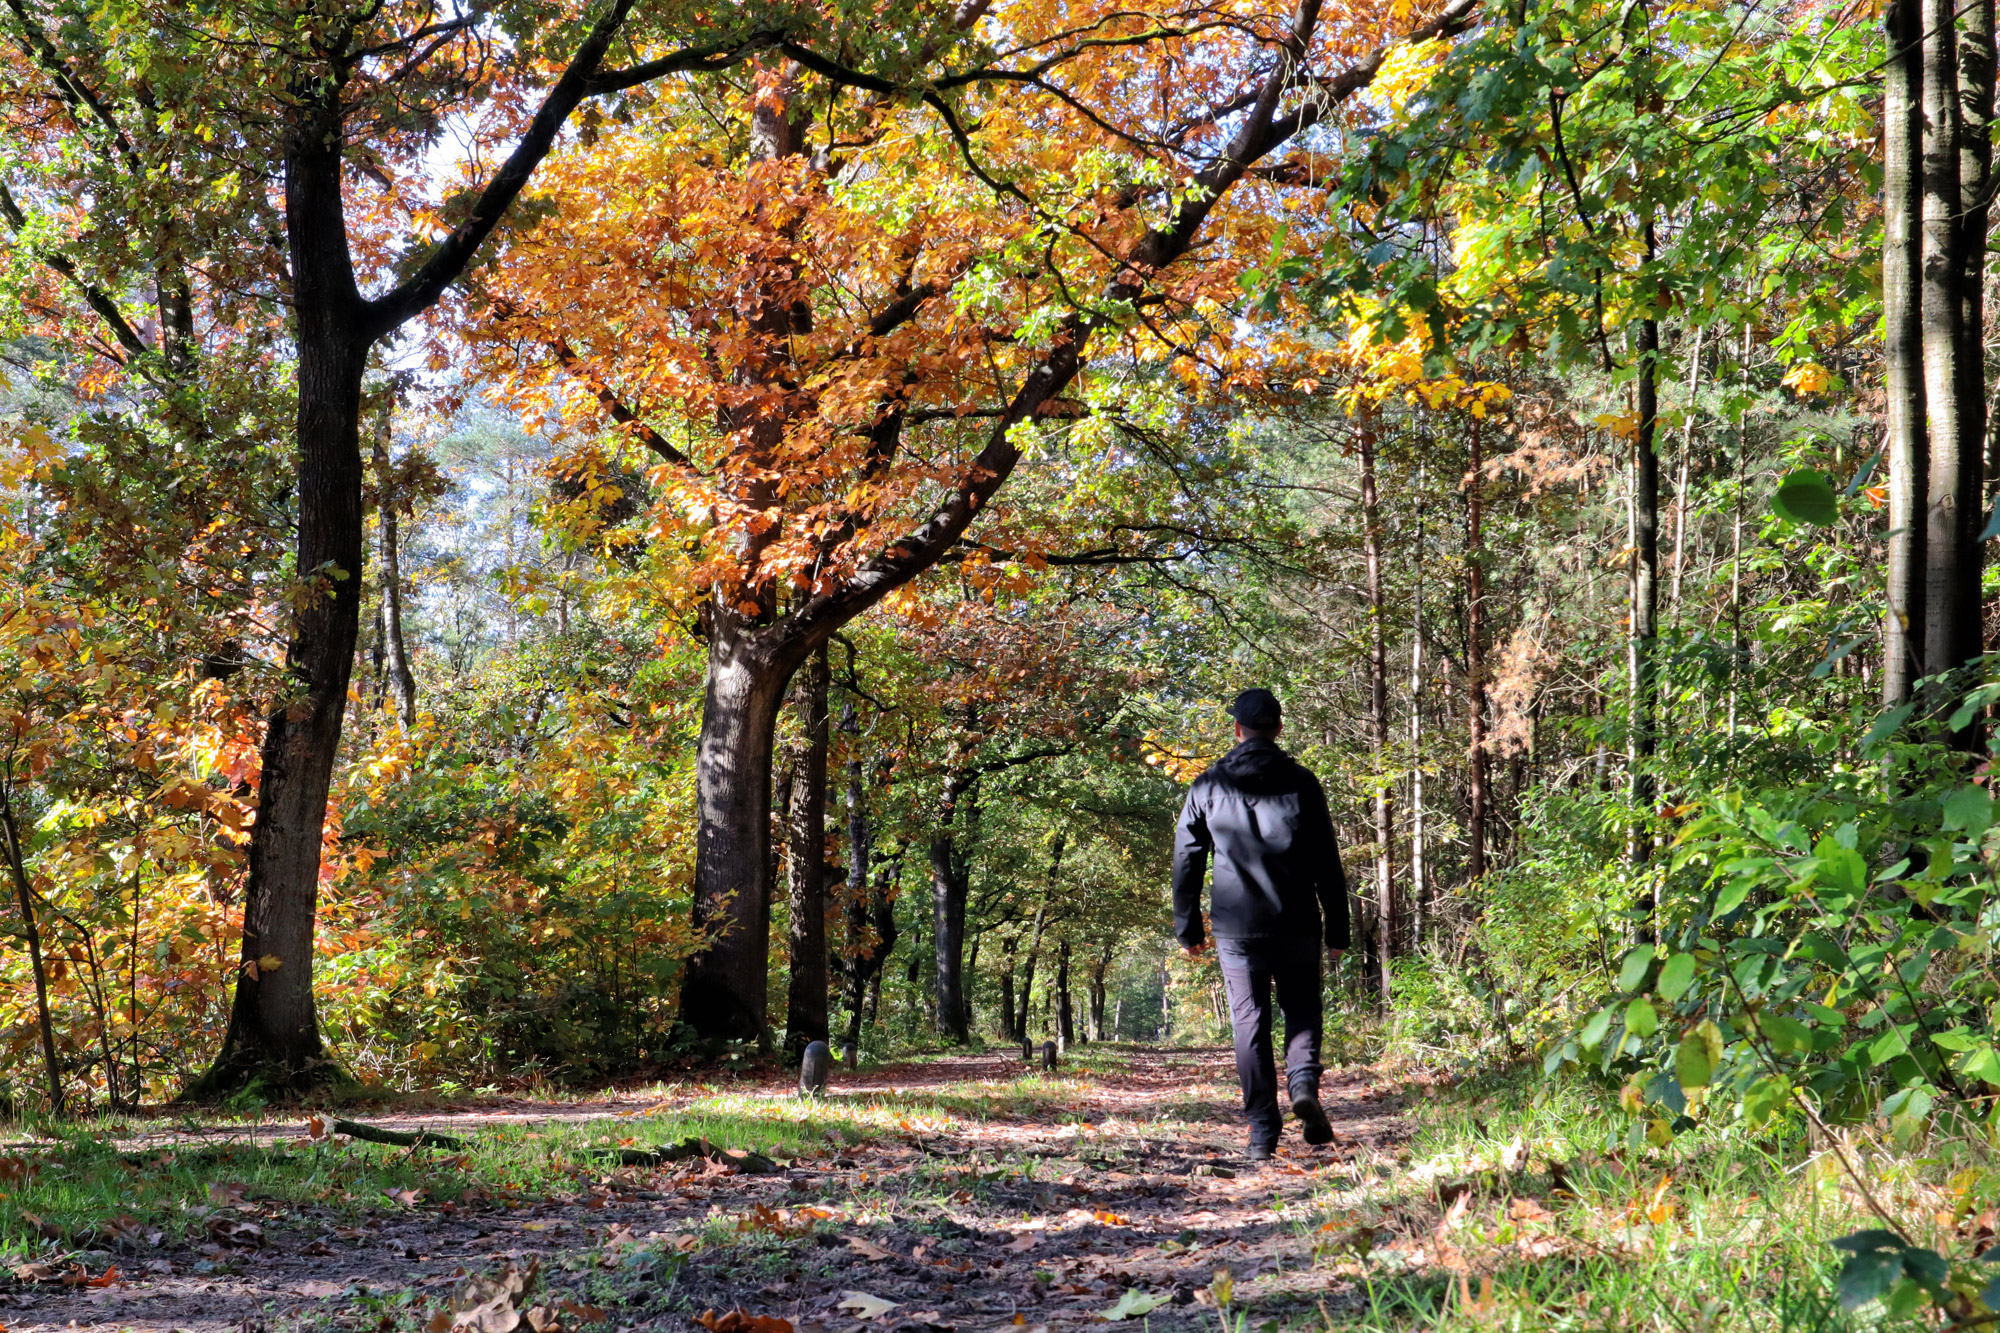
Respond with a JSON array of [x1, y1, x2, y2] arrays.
[[1942, 785, 1994, 836], [1772, 469, 1838, 526], [1626, 998, 1658, 1038], [1836, 1249, 1903, 1310], [1656, 953, 1696, 1002], [1676, 1028, 1715, 1090], [1760, 1013, 1811, 1056], [1714, 878, 1752, 916], [1102, 1290, 1173, 1322], [1862, 703, 1915, 749], [1580, 1008, 1614, 1051], [1742, 1074, 1792, 1127], [1618, 945, 1656, 993]]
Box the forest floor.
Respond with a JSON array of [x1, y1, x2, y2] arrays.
[[0, 1044, 1880, 1332], [0, 1045, 1422, 1333]]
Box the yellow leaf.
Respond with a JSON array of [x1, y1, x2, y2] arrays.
[[257, 954, 282, 973]]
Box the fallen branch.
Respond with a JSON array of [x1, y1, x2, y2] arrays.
[[331, 1118, 467, 1151]]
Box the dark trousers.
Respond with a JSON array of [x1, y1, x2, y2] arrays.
[[1215, 935, 1323, 1149]]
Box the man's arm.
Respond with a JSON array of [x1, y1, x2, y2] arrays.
[[1171, 783, 1211, 949], [1304, 777, 1349, 951]]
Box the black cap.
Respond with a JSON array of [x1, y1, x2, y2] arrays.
[[1228, 688, 1282, 730]]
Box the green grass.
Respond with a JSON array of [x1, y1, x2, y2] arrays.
[[1288, 1066, 1948, 1331]]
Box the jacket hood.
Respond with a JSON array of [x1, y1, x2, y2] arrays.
[[1211, 738, 1300, 794]]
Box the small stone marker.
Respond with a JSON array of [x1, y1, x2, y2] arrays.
[[840, 1039, 858, 1070], [1022, 1037, 1035, 1063], [1041, 1040, 1058, 1072], [800, 1040, 831, 1097]]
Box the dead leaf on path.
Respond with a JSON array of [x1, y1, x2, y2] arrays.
[[300, 1239, 333, 1256], [305, 1114, 330, 1144], [207, 1181, 247, 1207], [1438, 1189, 1471, 1232], [1004, 1234, 1039, 1253], [387, 1187, 425, 1208], [1507, 1198, 1554, 1224], [601, 1222, 639, 1249], [693, 1309, 794, 1333], [60, 1264, 117, 1288], [848, 1237, 895, 1261], [671, 1234, 702, 1253], [1091, 1210, 1131, 1227], [102, 1213, 163, 1248], [19, 1211, 62, 1241], [0, 1156, 41, 1186], [10, 1261, 58, 1283], [445, 1257, 540, 1333], [206, 1216, 264, 1248], [836, 1291, 901, 1320], [296, 1280, 348, 1298]]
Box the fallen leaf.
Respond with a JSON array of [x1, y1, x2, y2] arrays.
[[206, 1217, 264, 1248], [1091, 1210, 1131, 1227], [387, 1187, 425, 1208], [207, 1182, 247, 1207], [1507, 1197, 1554, 1225], [1004, 1235, 1039, 1253], [694, 1310, 794, 1333], [305, 1114, 329, 1143], [0, 1156, 41, 1186], [1101, 1290, 1171, 1322], [848, 1237, 895, 1261], [836, 1291, 901, 1320], [297, 1280, 348, 1298]]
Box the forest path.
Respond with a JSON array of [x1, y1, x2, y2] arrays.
[[0, 1046, 1412, 1333]]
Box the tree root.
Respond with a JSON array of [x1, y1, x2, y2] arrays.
[[331, 1118, 467, 1151]]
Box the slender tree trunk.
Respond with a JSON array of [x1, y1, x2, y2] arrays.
[[1409, 468, 1428, 948], [929, 765, 977, 1044], [963, 931, 980, 1032], [784, 646, 830, 1058], [1629, 253, 1660, 913], [1089, 944, 1111, 1040], [1668, 323, 1705, 616], [1886, 3, 1929, 705], [372, 400, 416, 727], [1465, 419, 1489, 884], [1056, 937, 1074, 1048], [998, 934, 1017, 1040], [681, 626, 794, 1041], [0, 781, 62, 1115], [1361, 422, 1393, 1007], [1014, 896, 1049, 1043], [1923, 0, 1977, 689]]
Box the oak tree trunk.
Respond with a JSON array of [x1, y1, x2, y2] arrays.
[[928, 765, 977, 1043], [681, 625, 793, 1042]]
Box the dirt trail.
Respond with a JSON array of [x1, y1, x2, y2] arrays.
[[0, 1047, 1408, 1333]]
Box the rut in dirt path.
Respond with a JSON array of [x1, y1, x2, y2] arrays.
[[0, 1046, 1409, 1333]]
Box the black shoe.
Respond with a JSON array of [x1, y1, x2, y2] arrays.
[[1246, 1143, 1276, 1161], [1291, 1094, 1334, 1146]]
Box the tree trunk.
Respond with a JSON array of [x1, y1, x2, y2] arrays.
[[1465, 418, 1489, 884], [1629, 250, 1660, 916], [1960, 0, 1994, 672], [1886, 0, 1929, 705], [192, 5, 635, 1094], [681, 626, 793, 1042], [1922, 0, 1978, 689], [0, 781, 62, 1114], [1056, 937, 1074, 1047], [1668, 323, 1705, 617], [784, 646, 830, 1058], [1410, 467, 1428, 948], [998, 935, 1017, 1041], [1014, 896, 1049, 1043], [928, 766, 977, 1044], [198, 114, 369, 1088], [372, 399, 417, 727], [1361, 421, 1393, 1007], [963, 931, 980, 1033]]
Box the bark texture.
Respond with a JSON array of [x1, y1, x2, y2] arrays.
[[783, 646, 830, 1057]]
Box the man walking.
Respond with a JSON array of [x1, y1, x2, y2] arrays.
[[1173, 689, 1348, 1159]]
